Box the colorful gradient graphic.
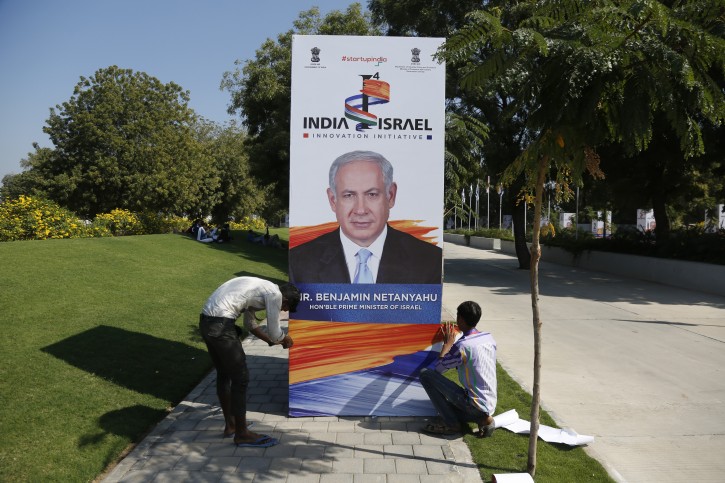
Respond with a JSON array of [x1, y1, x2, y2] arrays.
[[344, 78, 390, 131], [289, 320, 448, 416], [289, 220, 438, 249], [290, 320, 443, 384]]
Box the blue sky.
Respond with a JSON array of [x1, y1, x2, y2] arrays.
[[0, 0, 360, 181]]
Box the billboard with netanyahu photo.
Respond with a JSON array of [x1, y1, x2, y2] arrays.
[[288, 35, 445, 416]]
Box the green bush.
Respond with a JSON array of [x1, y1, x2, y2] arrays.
[[448, 222, 725, 265], [0, 198, 275, 242], [448, 227, 516, 241], [136, 211, 190, 234], [0, 195, 100, 241], [93, 209, 145, 236], [230, 216, 267, 231], [543, 226, 725, 265]]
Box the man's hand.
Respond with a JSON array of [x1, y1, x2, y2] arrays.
[[249, 326, 276, 346], [439, 321, 457, 358], [281, 335, 294, 349]]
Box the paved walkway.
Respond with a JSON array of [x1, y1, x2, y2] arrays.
[[103, 321, 480, 483], [442, 243, 725, 482], [104, 242, 725, 482]]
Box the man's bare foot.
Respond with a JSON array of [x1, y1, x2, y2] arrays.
[[233, 429, 268, 445], [476, 415, 495, 438], [223, 421, 253, 437]]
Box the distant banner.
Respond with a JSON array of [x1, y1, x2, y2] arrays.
[[289, 35, 445, 416]]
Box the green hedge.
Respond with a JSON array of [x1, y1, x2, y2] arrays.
[[0, 196, 269, 242], [446, 226, 725, 265]]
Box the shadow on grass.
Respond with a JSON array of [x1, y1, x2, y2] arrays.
[[177, 232, 289, 277], [42, 325, 208, 402], [188, 323, 204, 344], [78, 404, 167, 448]]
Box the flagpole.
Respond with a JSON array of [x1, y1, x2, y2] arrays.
[[486, 176, 490, 229], [498, 185, 503, 229], [468, 184, 473, 230], [475, 181, 480, 230], [461, 188, 465, 231]]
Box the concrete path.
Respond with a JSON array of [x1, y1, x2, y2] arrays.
[[104, 242, 725, 482], [103, 322, 480, 483], [442, 243, 725, 482]]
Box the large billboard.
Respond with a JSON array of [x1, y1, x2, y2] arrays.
[[288, 35, 445, 416]]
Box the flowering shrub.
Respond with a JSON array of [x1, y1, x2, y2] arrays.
[[1, 197, 271, 242], [93, 209, 145, 236], [136, 212, 189, 234], [230, 216, 267, 231], [0, 195, 95, 241], [540, 222, 556, 239]]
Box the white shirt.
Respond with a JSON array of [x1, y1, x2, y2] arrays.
[[197, 226, 213, 243], [201, 277, 285, 343], [436, 329, 497, 415], [339, 226, 388, 282]]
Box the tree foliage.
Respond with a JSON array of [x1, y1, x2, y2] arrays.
[[444, 1, 724, 197], [369, 0, 483, 37], [198, 120, 269, 224], [220, 4, 380, 217], [439, 0, 725, 475], [371, 0, 537, 266], [25, 66, 217, 217], [0, 145, 52, 202], [444, 112, 489, 210]]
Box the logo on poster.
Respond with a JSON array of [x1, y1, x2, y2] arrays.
[[411, 48, 421, 63], [301, 72, 434, 139], [311, 47, 321, 63], [344, 73, 390, 131]]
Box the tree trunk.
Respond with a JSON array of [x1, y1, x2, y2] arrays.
[[527, 156, 547, 477], [651, 186, 671, 241], [647, 152, 671, 241], [513, 199, 531, 269], [512, 176, 531, 269]]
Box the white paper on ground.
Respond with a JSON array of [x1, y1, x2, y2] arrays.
[[492, 473, 535, 483], [494, 409, 594, 446], [559, 428, 595, 446], [492, 409, 519, 428], [502, 418, 531, 434]]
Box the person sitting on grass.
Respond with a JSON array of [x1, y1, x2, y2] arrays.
[[216, 223, 232, 243], [196, 221, 214, 243], [187, 219, 201, 237], [419, 300, 497, 438]]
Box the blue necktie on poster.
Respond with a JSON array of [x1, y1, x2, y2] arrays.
[[353, 249, 374, 283]]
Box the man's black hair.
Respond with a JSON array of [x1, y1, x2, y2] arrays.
[[457, 301, 482, 327], [279, 283, 301, 313]]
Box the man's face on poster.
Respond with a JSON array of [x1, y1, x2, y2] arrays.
[[327, 160, 397, 247]]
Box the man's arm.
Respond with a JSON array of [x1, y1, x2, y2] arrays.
[[248, 326, 278, 346], [435, 322, 461, 373], [439, 322, 456, 359], [264, 291, 287, 344]]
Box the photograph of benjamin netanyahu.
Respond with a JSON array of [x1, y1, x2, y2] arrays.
[[289, 150, 442, 284]]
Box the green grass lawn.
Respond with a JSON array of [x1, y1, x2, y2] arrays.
[[0, 228, 612, 482], [0, 231, 287, 482], [458, 366, 614, 482]]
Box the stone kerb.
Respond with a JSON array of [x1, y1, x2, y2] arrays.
[[540, 245, 725, 297], [500, 240, 517, 255], [443, 233, 468, 246], [444, 233, 725, 297], [470, 236, 501, 250]]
